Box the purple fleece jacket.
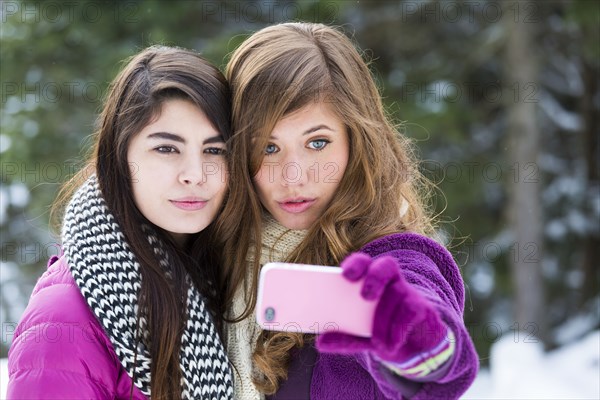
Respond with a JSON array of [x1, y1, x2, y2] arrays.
[[270, 232, 479, 400]]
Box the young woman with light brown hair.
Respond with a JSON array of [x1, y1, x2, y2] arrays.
[[218, 22, 478, 399]]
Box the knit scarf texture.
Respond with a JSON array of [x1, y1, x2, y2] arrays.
[[61, 175, 233, 399], [226, 214, 308, 400]]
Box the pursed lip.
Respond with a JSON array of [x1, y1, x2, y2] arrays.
[[276, 196, 316, 214], [170, 197, 208, 211]]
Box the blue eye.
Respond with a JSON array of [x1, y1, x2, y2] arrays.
[[308, 139, 329, 151], [265, 143, 279, 155]]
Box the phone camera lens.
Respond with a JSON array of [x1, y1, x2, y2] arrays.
[[265, 307, 275, 321]]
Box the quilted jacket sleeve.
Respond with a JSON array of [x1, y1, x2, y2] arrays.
[[7, 256, 141, 399]]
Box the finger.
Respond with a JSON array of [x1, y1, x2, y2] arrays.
[[340, 252, 372, 282], [316, 331, 372, 354], [371, 289, 408, 355], [371, 288, 414, 354], [361, 256, 400, 300]]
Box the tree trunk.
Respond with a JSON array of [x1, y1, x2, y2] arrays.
[[503, 5, 547, 344], [580, 59, 600, 305]]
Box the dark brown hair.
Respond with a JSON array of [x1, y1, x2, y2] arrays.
[[219, 23, 433, 393], [52, 45, 231, 399]]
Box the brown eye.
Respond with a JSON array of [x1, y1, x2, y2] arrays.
[[155, 146, 178, 154], [205, 147, 226, 155]]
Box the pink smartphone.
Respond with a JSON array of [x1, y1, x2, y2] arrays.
[[256, 262, 376, 337]]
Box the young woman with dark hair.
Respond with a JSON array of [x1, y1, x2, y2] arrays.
[[7, 45, 234, 400]]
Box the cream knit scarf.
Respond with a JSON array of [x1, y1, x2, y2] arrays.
[[226, 214, 308, 399]]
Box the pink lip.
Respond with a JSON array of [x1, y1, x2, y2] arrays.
[[170, 197, 208, 211], [277, 197, 316, 214]]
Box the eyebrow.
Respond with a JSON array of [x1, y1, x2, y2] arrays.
[[147, 132, 224, 144], [303, 124, 334, 135], [270, 124, 334, 140]]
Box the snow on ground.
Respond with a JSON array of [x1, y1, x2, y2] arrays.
[[0, 330, 598, 399], [462, 330, 599, 399]]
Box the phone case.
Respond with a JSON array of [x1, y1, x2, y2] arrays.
[[256, 262, 376, 337]]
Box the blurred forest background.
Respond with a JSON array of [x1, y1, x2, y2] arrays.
[[1, 0, 598, 368]]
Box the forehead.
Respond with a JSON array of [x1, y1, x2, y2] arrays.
[[130, 99, 222, 148], [271, 101, 343, 134]]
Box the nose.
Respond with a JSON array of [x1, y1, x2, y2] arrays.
[[178, 154, 205, 186], [280, 151, 310, 187]]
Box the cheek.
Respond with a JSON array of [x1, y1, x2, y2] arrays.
[[322, 153, 349, 183], [216, 171, 229, 198], [337, 156, 349, 178], [220, 165, 230, 189], [207, 160, 228, 189], [128, 179, 147, 218], [126, 151, 137, 180], [129, 161, 142, 184], [335, 142, 350, 178], [126, 149, 154, 186], [126, 159, 141, 197]]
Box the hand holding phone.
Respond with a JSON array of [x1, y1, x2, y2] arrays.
[[256, 262, 376, 337]]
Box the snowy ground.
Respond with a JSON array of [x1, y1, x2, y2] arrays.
[[463, 330, 599, 399], [1, 330, 598, 399]]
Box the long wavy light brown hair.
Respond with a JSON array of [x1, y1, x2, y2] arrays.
[[217, 22, 434, 394], [51, 45, 231, 400]]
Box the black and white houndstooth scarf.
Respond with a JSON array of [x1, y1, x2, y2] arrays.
[[61, 175, 233, 399]]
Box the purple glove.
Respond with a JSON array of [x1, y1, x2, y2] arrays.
[[317, 253, 449, 364]]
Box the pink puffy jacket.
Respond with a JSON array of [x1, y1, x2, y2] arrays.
[[7, 256, 146, 399]]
